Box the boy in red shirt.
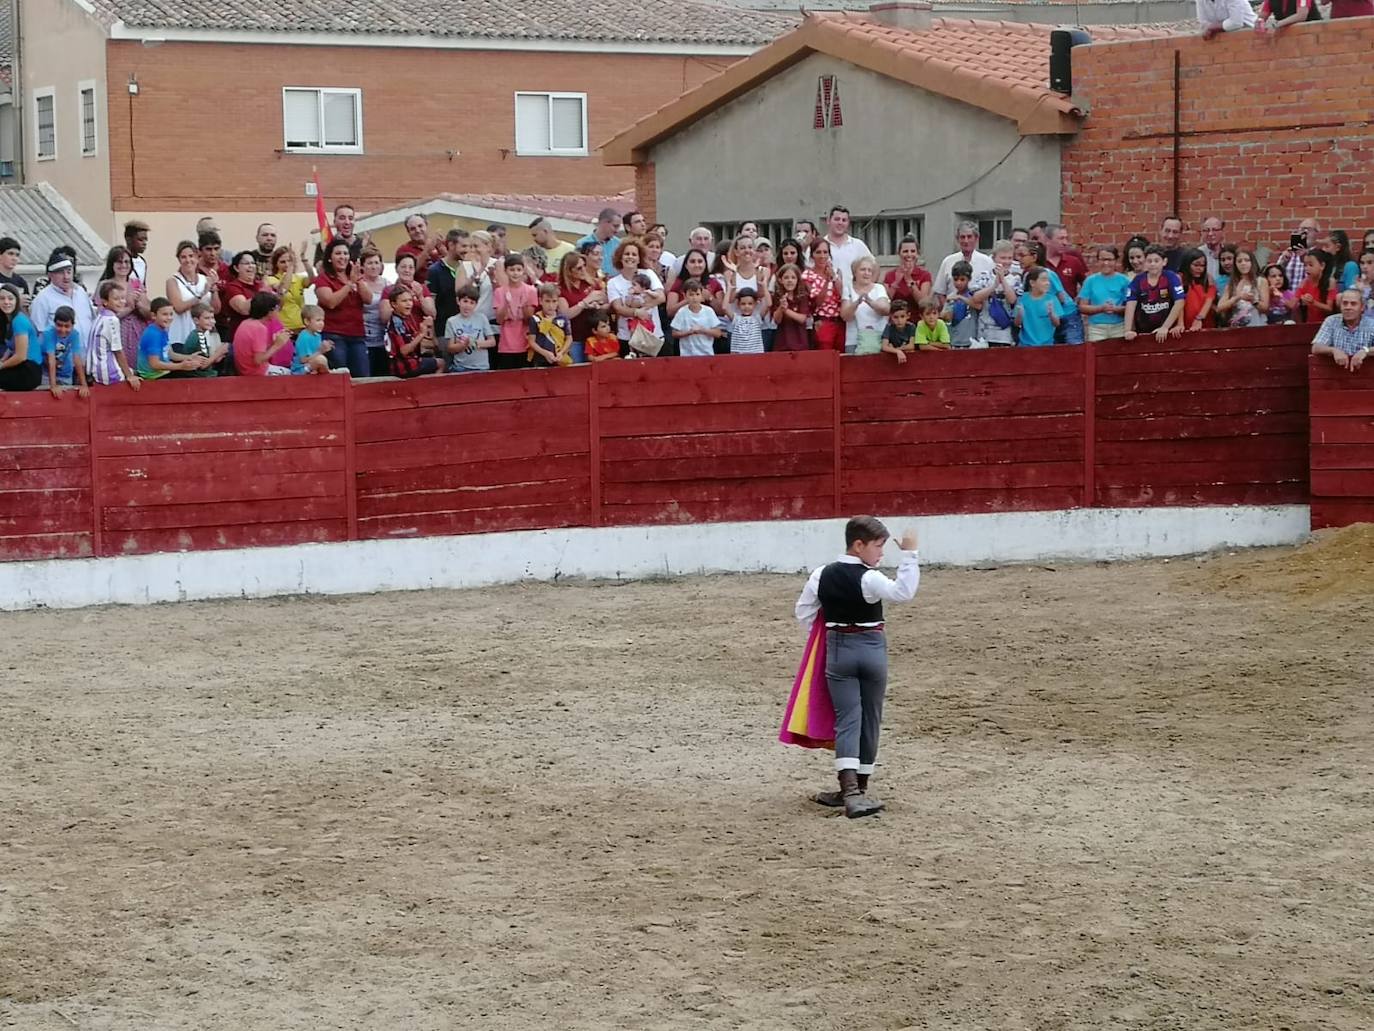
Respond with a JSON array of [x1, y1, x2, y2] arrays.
[[585, 311, 621, 362]]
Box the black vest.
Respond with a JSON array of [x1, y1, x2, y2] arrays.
[[817, 561, 883, 624]]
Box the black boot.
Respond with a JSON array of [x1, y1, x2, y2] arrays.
[[840, 770, 881, 819], [813, 772, 845, 808], [857, 773, 884, 813]]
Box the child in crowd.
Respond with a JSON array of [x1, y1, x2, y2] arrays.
[[625, 273, 658, 338], [444, 285, 494, 373], [970, 241, 1020, 348], [880, 300, 917, 363], [1178, 248, 1217, 331], [914, 299, 951, 350], [385, 286, 440, 378], [174, 302, 228, 377], [1124, 245, 1185, 342], [941, 260, 978, 349], [585, 311, 623, 362], [39, 305, 90, 398], [729, 287, 765, 355], [88, 280, 138, 389], [770, 263, 812, 352], [139, 297, 207, 379], [1216, 251, 1268, 328], [1077, 246, 1130, 341], [1016, 268, 1060, 347], [491, 254, 537, 371], [792, 515, 921, 819], [1295, 249, 1337, 323], [528, 283, 573, 367], [1264, 264, 1296, 324], [670, 279, 724, 358], [1356, 249, 1374, 317], [292, 305, 333, 375], [842, 256, 889, 355]]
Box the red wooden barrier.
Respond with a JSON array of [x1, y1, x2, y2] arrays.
[[353, 368, 593, 538], [839, 347, 1087, 514], [93, 376, 350, 556], [0, 391, 94, 560], [1093, 326, 1311, 507], [1308, 356, 1374, 530]]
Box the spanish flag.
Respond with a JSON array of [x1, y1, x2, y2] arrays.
[[778, 617, 835, 750], [313, 167, 332, 246]]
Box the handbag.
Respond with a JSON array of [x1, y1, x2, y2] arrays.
[[628, 324, 662, 357]]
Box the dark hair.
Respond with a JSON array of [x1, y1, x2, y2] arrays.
[[1096, 244, 1120, 260], [527, 216, 546, 231], [233, 250, 259, 274], [324, 239, 352, 265], [190, 302, 213, 319], [844, 515, 888, 548], [951, 260, 973, 280], [1026, 241, 1047, 266], [578, 239, 601, 257], [1177, 247, 1209, 290], [1262, 263, 1290, 292], [890, 299, 911, 315], [456, 284, 480, 302], [828, 205, 850, 219], [333, 203, 355, 217], [596, 207, 620, 224], [0, 236, 20, 254], [503, 253, 524, 269], [1029, 220, 1048, 232], [53, 304, 76, 324], [97, 280, 124, 303], [1024, 267, 1047, 287], [622, 210, 642, 231], [683, 277, 704, 292], [445, 228, 469, 244], [388, 283, 413, 301], [148, 296, 173, 314], [198, 230, 221, 249], [1143, 244, 1169, 260], [1218, 243, 1237, 267], [1160, 214, 1183, 228], [591, 308, 612, 328], [248, 291, 280, 319], [1305, 247, 1335, 296], [176, 239, 198, 258], [735, 287, 758, 301], [123, 219, 149, 238], [1010, 227, 1029, 239], [710, 241, 732, 276], [673, 248, 711, 293], [101, 245, 133, 282], [1328, 229, 1354, 270], [898, 234, 920, 251], [486, 223, 504, 234], [778, 237, 804, 264]]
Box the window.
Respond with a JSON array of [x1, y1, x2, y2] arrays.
[[854, 216, 923, 261], [704, 220, 794, 248], [282, 88, 362, 153], [514, 92, 587, 156], [34, 89, 55, 161], [78, 82, 97, 157], [958, 211, 1014, 250]]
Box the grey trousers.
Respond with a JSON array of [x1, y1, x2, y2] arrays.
[[825, 630, 888, 774]]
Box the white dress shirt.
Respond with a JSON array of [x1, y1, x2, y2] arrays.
[[795, 550, 921, 629], [1196, 0, 1256, 30], [31, 282, 97, 342], [933, 249, 995, 298]]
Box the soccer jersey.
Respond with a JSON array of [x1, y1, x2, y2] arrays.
[[1127, 271, 1185, 333]]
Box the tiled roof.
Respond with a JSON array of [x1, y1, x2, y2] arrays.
[[603, 12, 1183, 161], [0, 184, 108, 270], [354, 190, 636, 232], [85, 0, 798, 47]]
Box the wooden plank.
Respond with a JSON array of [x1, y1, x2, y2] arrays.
[[353, 367, 591, 413], [94, 399, 346, 434], [598, 350, 834, 386], [1095, 366, 1307, 394], [359, 502, 592, 539], [1308, 360, 1374, 389], [603, 428, 833, 462], [600, 496, 835, 526], [843, 462, 1083, 493], [840, 347, 1083, 383], [356, 427, 588, 472], [846, 413, 1085, 447], [846, 373, 1085, 405], [1309, 391, 1374, 418], [844, 485, 1083, 516], [102, 495, 350, 532], [596, 373, 833, 408], [1309, 444, 1374, 471], [1096, 387, 1304, 420], [1081, 341, 1096, 510], [0, 532, 95, 562], [603, 451, 832, 484], [94, 374, 344, 406], [0, 444, 89, 470], [100, 425, 346, 458], [1096, 436, 1309, 464], [100, 446, 346, 484], [359, 454, 591, 495], [105, 520, 349, 557], [0, 489, 91, 519], [1093, 325, 1311, 356], [589, 359, 602, 526], [1309, 416, 1374, 445], [354, 395, 589, 443], [599, 398, 831, 437], [99, 470, 341, 507], [1, 466, 92, 490], [1095, 460, 1305, 489], [1310, 499, 1374, 530], [602, 474, 832, 506], [1095, 482, 1306, 508], [842, 435, 1081, 469], [844, 390, 1085, 423], [1094, 412, 1307, 441], [342, 374, 359, 541], [1310, 470, 1374, 497], [357, 478, 589, 518], [0, 417, 91, 445]]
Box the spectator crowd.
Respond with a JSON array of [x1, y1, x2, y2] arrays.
[[2, 203, 1373, 393]]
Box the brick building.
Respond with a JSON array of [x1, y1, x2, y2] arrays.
[[1061, 21, 1374, 255], [15, 0, 794, 283]]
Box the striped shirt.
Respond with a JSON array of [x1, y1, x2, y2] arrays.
[[1312, 314, 1374, 356]]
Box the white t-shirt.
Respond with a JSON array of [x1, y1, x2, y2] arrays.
[[826, 235, 873, 293], [933, 250, 995, 298], [607, 268, 664, 339], [670, 303, 721, 357], [843, 281, 890, 336]]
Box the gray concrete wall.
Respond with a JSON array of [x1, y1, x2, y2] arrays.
[[650, 52, 1062, 256]]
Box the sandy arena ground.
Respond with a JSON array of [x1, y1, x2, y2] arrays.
[[2, 531, 1373, 1030]]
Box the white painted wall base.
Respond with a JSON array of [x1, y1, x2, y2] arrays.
[[0, 506, 1311, 612]]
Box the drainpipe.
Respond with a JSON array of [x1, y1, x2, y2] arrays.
[[11, 0, 24, 183], [1172, 49, 1180, 217]]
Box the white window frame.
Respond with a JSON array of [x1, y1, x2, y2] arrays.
[[78, 80, 98, 157], [280, 87, 364, 154], [513, 92, 588, 157], [34, 87, 56, 162]]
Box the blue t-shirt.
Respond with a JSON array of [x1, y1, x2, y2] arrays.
[[1078, 272, 1130, 326], [293, 329, 324, 374], [1040, 267, 1076, 318], [1340, 260, 1360, 292], [4, 311, 36, 365], [137, 323, 171, 379], [1017, 292, 1058, 347], [38, 325, 82, 383], [576, 234, 621, 276]]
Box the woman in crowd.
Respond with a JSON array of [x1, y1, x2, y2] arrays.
[[1216, 249, 1269, 327], [1123, 237, 1149, 276], [841, 256, 889, 355], [557, 251, 607, 363], [803, 238, 845, 351], [1177, 248, 1217, 331], [101, 245, 150, 357], [265, 245, 309, 336], [883, 235, 932, 311], [1325, 230, 1359, 291], [777, 237, 805, 272], [0, 284, 39, 391], [578, 241, 606, 290], [218, 250, 261, 344], [607, 240, 664, 351], [467, 230, 501, 330], [166, 240, 217, 348], [314, 238, 372, 377], [641, 232, 675, 354], [1077, 245, 1130, 341], [667, 249, 717, 320], [359, 249, 390, 377], [388, 254, 436, 320]]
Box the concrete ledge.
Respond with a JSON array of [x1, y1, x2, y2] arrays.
[[0, 505, 1311, 611]]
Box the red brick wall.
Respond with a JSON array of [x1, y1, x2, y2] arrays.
[[634, 163, 658, 223], [105, 42, 736, 211], [1062, 24, 1374, 251]]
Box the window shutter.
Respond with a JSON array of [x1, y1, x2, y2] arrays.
[[515, 94, 549, 153], [549, 96, 584, 151], [283, 90, 320, 148], [36, 96, 55, 157], [321, 92, 358, 147]]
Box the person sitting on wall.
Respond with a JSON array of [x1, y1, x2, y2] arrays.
[[1312, 289, 1374, 371], [1197, 0, 1256, 37]]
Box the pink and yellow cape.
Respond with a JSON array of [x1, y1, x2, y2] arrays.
[[778, 617, 835, 750]]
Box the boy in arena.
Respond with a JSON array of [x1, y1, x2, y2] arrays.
[[794, 516, 921, 819]]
